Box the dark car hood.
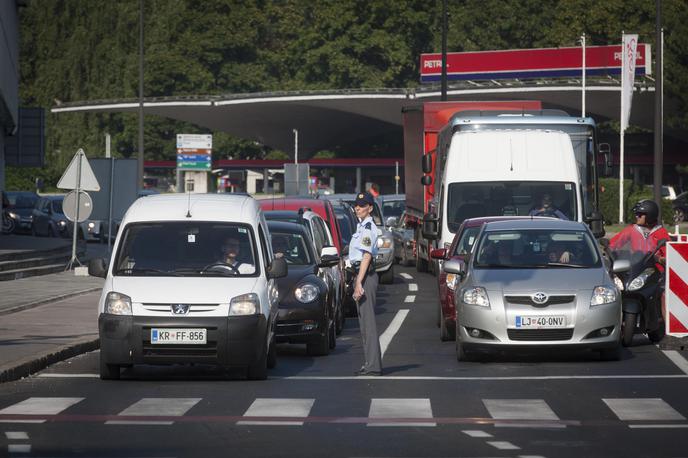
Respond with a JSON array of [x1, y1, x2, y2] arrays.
[[275, 264, 318, 302]]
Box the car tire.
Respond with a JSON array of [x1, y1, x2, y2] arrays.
[[99, 356, 121, 380], [379, 265, 394, 284], [455, 336, 475, 362], [48, 225, 57, 238], [622, 312, 636, 347], [266, 335, 277, 369], [30, 224, 38, 237], [416, 252, 428, 273], [247, 341, 269, 380], [440, 310, 455, 341], [335, 303, 345, 335], [307, 321, 331, 356], [328, 319, 337, 350]]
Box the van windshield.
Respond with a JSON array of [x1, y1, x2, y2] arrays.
[[114, 222, 258, 277], [445, 181, 576, 232]]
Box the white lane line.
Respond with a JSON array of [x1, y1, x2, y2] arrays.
[[487, 441, 520, 450], [379, 309, 410, 358], [629, 424, 688, 429], [368, 398, 435, 427], [462, 430, 493, 438], [404, 295, 416, 303], [106, 398, 201, 425], [400, 273, 413, 280], [603, 398, 686, 421], [662, 350, 688, 375], [37, 373, 99, 378], [280, 374, 688, 381], [5, 432, 28, 440], [8, 444, 31, 453], [408, 283, 418, 291], [238, 398, 314, 426], [0, 420, 44, 424], [484, 399, 563, 428], [0, 397, 83, 420]]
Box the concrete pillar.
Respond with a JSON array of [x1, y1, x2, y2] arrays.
[[356, 167, 362, 193], [263, 168, 269, 194]]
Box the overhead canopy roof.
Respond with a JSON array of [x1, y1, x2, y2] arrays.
[[51, 79, 661, 158]]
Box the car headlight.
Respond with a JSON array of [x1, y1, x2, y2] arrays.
[[446, 273, 459, 291], [628, 268, 655, 292], [295, 283, 319, 303], [88, 222, 96, 229], [230, 293, 259, 316], [377, 236, 393, 249], [104, 292, 132, 315], [8, 211, 18, 219], [58, 220, 67, 227], [590, 286, 617, 306], [614, 275, 624, 291], [461, 287, 490, 307]]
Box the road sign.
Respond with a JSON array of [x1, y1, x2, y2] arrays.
[[63, 190, 93, 222], [666, 242, 688, 337], [176, 134, 212, 171], [177, 134, 212, 149], [57, 149, 101, 191]]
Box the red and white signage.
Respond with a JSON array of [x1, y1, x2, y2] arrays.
[[665, 242, 688, 337], [420, 44, 651, 83]]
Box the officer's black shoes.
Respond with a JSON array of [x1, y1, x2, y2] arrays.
[[355, 368, 383, 376]]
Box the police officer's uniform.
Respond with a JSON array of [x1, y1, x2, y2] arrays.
[[350, 193, 382, 375]]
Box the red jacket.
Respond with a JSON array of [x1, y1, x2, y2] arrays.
[[609, 224, 670, 270]]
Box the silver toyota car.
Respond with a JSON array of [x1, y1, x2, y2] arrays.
[[443, 219, 622, 361]]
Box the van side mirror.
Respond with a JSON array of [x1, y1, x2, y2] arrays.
[[422, 213, 439, 241], [267, 257, 288, 279], [422, 154, 432, 174], [88, 258, 108, 278], [420, 175, 433, 186], [586, 210, 605, 239]]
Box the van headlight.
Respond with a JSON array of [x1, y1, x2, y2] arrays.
[[628, 268, 654, 292], [590, 286, 617, 306], [377, 235, 393, 249], [461, 287, 490, 307], [230, 293, 259, 316], [105, 292, 132, 315], [295, 283, 319, 303]]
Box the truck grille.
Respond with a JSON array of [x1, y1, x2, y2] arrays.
[[507, 328, 574, 341]]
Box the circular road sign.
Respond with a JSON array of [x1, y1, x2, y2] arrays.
[[63, 190, 93, 222]]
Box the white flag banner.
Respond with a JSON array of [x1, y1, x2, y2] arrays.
[[621, 33, 639, 132]]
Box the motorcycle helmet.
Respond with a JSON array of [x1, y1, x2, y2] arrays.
[[632, 199, 659, 225]]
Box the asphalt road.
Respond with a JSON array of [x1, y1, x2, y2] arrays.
[[1, 265, 688, 458]]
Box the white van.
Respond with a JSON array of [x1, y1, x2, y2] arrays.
[[434, 129, 583, 252], [88, 194, 287, 380]]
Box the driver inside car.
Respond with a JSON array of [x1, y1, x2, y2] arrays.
[[220, 236, 255, 274], [528, 193, 569, 220]]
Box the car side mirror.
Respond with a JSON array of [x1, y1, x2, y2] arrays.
[[430, 248, 447, 259], [443, 259, 465, 276], [88, 258, 108, 278], [267, 257, 288, 279], [612, 258, 630, 274], [386, 216, 398, 227]]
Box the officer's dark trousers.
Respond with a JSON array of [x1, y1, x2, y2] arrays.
[[356, 272, 382, 372]]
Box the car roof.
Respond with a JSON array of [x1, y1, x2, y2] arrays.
[[378, 194, 405, 202], [267, 220, 310, 236], [482, 218, 589, 232], [259, 197, 326, 211], [462, 215, 554, 227], [122, 194, 261, 225]]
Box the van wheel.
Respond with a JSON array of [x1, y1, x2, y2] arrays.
[[379, 265, 394, 284], [307, 323, 330, 356], [266, 336, 277, 369], [99, 356, 121, 380], [247, 346, 268, 380]]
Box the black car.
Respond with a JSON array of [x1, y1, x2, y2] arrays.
[[2, 191, 39, 234], [673, 191, 688, 223], [268, 220, 340, 356]]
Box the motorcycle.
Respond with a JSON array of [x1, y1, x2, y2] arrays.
[[608, 239, 666, 347]]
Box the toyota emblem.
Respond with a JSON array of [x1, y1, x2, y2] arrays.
[[532, 292, 549, 305], [171, 304, 190, 315]]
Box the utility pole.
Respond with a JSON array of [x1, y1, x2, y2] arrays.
[[653, 0, 663, 211], [137, 0, 145, 189], [293, 129, 298, 164], [440, 0, 448, 101]]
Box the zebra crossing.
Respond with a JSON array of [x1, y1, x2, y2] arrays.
[[0, 396, 686, 428]]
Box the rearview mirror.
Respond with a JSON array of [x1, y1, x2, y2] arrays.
[[421, 213, 439, 241], [386, 216, 398, 227], [88, 258, 108, 278], [420, 175, 432, 186], [267, 257, 288, 279]]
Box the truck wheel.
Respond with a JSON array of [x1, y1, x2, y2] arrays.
[[99, 356, 121, 380], [622, 312, 636, 347], [379, 265, 394, 284], [247, 344, 268, 380]]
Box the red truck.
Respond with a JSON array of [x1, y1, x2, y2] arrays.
[[402, 101, 543, 273]]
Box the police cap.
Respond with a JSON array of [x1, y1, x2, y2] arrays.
[[354, 192, 375, 207]]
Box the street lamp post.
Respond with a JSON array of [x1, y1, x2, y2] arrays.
[[293, 128, 298, 164]]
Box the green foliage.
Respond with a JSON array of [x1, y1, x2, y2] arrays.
[[5, 166, 61, 192], [312, 150, 336, 159], [600, 178, 674, 225], [264, 150, 290, 160]]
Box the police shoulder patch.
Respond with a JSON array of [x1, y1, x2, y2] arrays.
[[362, 236, 371, 247], [364, 222, 372, 230]]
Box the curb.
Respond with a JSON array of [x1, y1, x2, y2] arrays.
[[0, 287, 102, 316], [0, 336, 100, 383]]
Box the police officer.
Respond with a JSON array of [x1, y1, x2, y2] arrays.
[[350, 192, 382, 376]]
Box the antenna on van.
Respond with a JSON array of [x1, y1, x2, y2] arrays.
[[186, 189, 192, 218]]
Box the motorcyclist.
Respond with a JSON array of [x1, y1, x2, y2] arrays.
[[609, 199, 670, 321]]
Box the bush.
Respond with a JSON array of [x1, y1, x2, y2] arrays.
[[599, 178, 673, 225]]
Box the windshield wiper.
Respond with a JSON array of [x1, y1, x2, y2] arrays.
[[114, 267, 170, 276], [546, 262, 586, 268]]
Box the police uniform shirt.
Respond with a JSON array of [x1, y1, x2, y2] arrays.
[[349, 216, 378, 263]]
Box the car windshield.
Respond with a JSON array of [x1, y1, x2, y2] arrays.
[[453, 226, 481, 256], [7, 193, 38, 209], [270, 232, 312, 265], [474, 229, 600, 268], [114, 222, 258, 276], [446, 181, 577, 232], [382, 200, 405, 218], [52, 199, 64, 214]]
